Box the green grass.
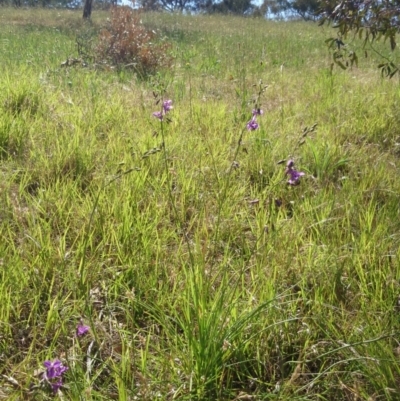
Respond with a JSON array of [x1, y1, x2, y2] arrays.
[[1, 7, 400, 401]]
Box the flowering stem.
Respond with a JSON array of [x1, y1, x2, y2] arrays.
[[209, 81, 266, 275], [157, 102, 196, 270]]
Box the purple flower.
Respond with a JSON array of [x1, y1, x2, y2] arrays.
[[287, 169, 305, 185], [246, 118, 259, 131], [286, 159, 295, 169], [285, 159, 305, 186], [43, 360, 68, 380], [51, 380, 63, 393], [43, 359, 68, 393], [152, 111, 163, 121], [246, 108, 263, 131], [163, 99, 173, 113], [153, 99, 173, 121], [76, 321, 90, 337]]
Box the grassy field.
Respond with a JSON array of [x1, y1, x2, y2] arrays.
[[1, 7, 400, 400]]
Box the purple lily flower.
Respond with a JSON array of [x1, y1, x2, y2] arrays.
[[163, 99, 173, 113], [246, 118, 259, 131], [246, 108, 263, 131], [43, 359, 68, 393], [152, 111, 163, 121], [76, 321, 90, 337], [286, 159, 295, 169], [287, 169, 305, 185], [51, 380, 64, 393], [43, 360, 68, 380], [285, 159, 305, 186], [153, 99, 173, 121]]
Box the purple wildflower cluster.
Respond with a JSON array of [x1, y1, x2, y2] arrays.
[[285, 159, 305, 186], [247, 108, 263, 131], [43, 360, 68, 393], [152, 99, 173, 121], [40, 321, 89, 394]]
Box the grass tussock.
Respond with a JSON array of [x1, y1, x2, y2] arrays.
[[1, 6, 400, 401]]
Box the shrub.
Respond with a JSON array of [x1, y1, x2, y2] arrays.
[[96, 6, 173, 76]]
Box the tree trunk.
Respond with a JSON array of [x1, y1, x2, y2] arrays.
[[83, 0, 94, 19]]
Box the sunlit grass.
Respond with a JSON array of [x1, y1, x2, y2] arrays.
[[1, 6, 400, 400]]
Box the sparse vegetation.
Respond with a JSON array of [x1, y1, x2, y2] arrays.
[[1, 7, 400, 401]]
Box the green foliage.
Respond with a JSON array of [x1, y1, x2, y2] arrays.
[[318, 0, 400, 77], [212, 0, 255, 14], [138, 0, 258, 14], [261, 0, 319, 20], [288, 0, 319, 20], [1, 8, 400, 401]]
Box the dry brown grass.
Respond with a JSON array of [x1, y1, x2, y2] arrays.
[[96, 6, 173, 75]]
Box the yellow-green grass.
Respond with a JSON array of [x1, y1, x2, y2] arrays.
[[1, 7, 400, 400]]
